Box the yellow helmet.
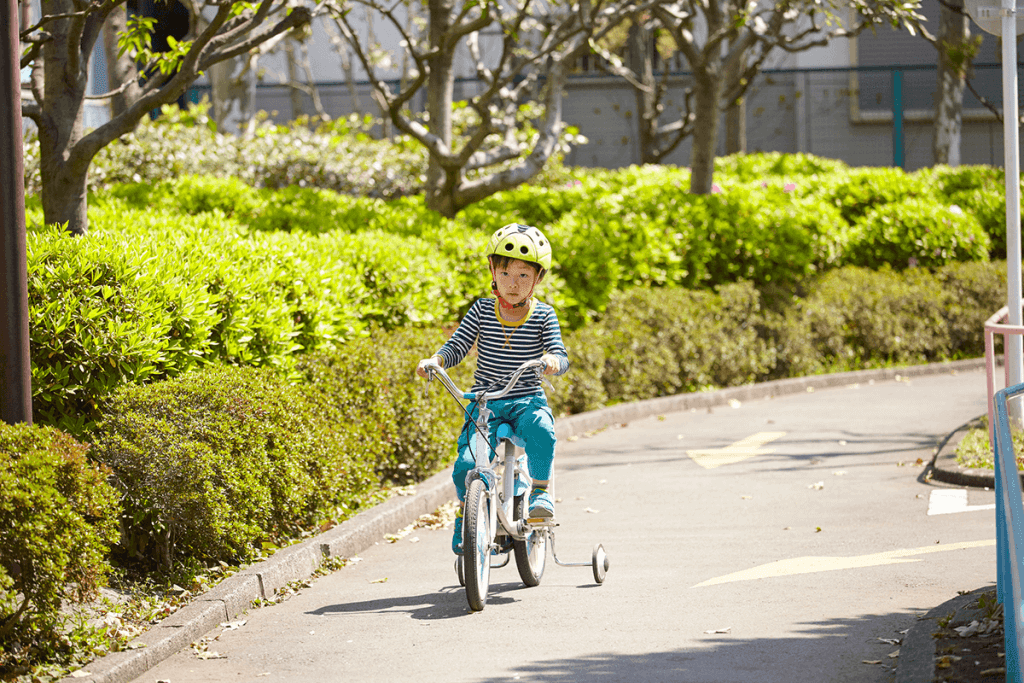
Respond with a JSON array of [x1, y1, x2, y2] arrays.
[[486, 223, 552, 272]]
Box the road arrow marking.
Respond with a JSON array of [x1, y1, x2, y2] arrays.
[[687, 431, 787, 469], [692, 539, 995, 588], [927, 489, 996, 516]]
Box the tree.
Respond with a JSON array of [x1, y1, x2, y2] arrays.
[[21, 0, 313, 235], [592, 0, 924, 193], [328, 0, 650, 218], [914, 0, 980, 165]]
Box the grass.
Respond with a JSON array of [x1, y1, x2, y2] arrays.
[[954, 416, 1024, 470]]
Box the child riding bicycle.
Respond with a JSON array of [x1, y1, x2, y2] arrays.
[[416, 223, 570, 555]]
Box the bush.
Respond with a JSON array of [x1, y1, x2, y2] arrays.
[[844, 197, 990, 270], [94, 365, 380, 568], [547, 282, 774, 412], [0, 424, 119, 645], [775, 266, 966, 370], [813, 167, 932, 225], [298, 327, 475, 484]]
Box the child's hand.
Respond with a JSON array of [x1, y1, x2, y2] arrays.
[[540, 354, 560, 375], [416, 356, 442, 378]]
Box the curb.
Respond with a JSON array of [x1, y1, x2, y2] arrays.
[[62, 356, 989, 683], [895, 586, 996, 683]]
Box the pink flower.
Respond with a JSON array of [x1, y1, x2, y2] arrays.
[[783, 183, 796, 193], [761, 181, 768, 188], [908, 257, 919, 268], [711, 184, 723, 194]]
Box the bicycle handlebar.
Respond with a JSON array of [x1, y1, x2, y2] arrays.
[[423, 359, 546, 403]]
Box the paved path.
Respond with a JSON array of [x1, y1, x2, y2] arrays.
[[132, 367, 994, 683]]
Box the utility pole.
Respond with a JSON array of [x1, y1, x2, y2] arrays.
[[0, 0, 33, 425]]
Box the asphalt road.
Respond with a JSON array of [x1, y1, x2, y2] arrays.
[[133, 367, 994, 683]]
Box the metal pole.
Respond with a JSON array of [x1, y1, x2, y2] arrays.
[[0, 0, 32, 425], [892, 69, 905, 169], [1002, 0, 1023, 426]]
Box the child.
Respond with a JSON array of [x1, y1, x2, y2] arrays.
[[416, 223, 570, 555]]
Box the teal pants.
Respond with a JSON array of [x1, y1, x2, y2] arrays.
[[453, 393, 556, 502]]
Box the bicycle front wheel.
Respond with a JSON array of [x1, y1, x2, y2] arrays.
[[463, 478, 492, 611], [513, 493, 547, 586]]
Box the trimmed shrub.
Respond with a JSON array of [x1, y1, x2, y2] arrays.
[[93, 365, 378, 567], [775, 266, 959, 370], [844, 197, 990, 270], [298, 327, 475, 484], [0, 424, 119, 644], [550, 282, 774, 410]]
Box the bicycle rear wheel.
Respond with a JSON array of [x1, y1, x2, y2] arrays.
[[513, 493, 547, 586], [463, 478, 492, 611]]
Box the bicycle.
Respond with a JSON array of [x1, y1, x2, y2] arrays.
[[422, 358, 610, 611]]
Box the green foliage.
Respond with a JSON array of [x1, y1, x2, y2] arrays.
[[769, 263, 1002, 374], [549, 261, 1006, 415], [814, 167, 930, 225], [548, 282, 774, 414], [0, 424, 119, 646], [93, 365, 378, 567], [297, 327, 474, 484], [26, 200, 482, 435], [715, 151, 850, 180], [844, 197, 990, 270]]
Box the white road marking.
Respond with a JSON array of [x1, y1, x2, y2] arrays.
[[693, 539, 995, 588], [927, 489, 996, 516], [686, 431, 787, 469]]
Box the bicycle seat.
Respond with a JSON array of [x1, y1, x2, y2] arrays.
[[494, 422, 526, 453]]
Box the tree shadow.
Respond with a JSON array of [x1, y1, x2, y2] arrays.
[[468, 610, 932, 683], [558, 430, 942, 474]]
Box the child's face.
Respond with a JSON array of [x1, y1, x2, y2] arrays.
[[491, 259, 540, 306]]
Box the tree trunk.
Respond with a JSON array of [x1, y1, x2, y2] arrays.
[[38, 0, 92, 234], [285, 38, 305, 120], [723, 50, 746, 155], [424, 0, 457, 217], [689, 66, 723, 194], [724, 100, 746, 155], [627, 20, 659, 164], [933, 0, 969, 166], [102, 6, 138, 118]]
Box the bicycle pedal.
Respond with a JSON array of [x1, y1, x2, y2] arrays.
[[526, 518, 558, 527]]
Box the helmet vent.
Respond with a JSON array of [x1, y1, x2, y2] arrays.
[[504, 243, 514, 251], [520, 246, 528, 254]]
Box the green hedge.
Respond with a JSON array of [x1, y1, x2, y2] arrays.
[[549, 261, 1006, 415], [91, 327, 472, 569], [0, 424, 119, 646], [21, 154, 1015, 434]]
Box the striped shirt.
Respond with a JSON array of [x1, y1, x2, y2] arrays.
[[436, 298, 570, 399]]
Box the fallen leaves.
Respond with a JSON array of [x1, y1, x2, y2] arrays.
[[370, 577, 389, 584], [808, 481, 824, 490], [704, 626, 731, 634]]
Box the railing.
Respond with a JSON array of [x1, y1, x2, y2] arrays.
[[991, 381, 1024, 682], [986, 306, 1024, 445]]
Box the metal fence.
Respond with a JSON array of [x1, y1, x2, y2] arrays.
[[197, 62, 1024, 172]]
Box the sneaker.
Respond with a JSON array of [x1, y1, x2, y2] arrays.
[[528, 488, 554, 519], [452, 509, 464, 555]]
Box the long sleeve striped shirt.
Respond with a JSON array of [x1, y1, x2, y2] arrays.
[[436, 298, 570, 399]]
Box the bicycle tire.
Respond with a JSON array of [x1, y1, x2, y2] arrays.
[[513, 492, 547, 586], [463, 478, 491, 611]]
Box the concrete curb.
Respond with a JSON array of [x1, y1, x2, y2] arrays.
[[895, 586, 996, 683], [62, 356, 989, 683]]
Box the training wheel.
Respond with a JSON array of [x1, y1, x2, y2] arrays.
[[456, 555, 465, 587], [592, 544, 609, 584]]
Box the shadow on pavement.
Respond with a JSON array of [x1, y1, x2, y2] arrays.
[[305, 581, 535, 621], [466, 611, 924, 683]]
